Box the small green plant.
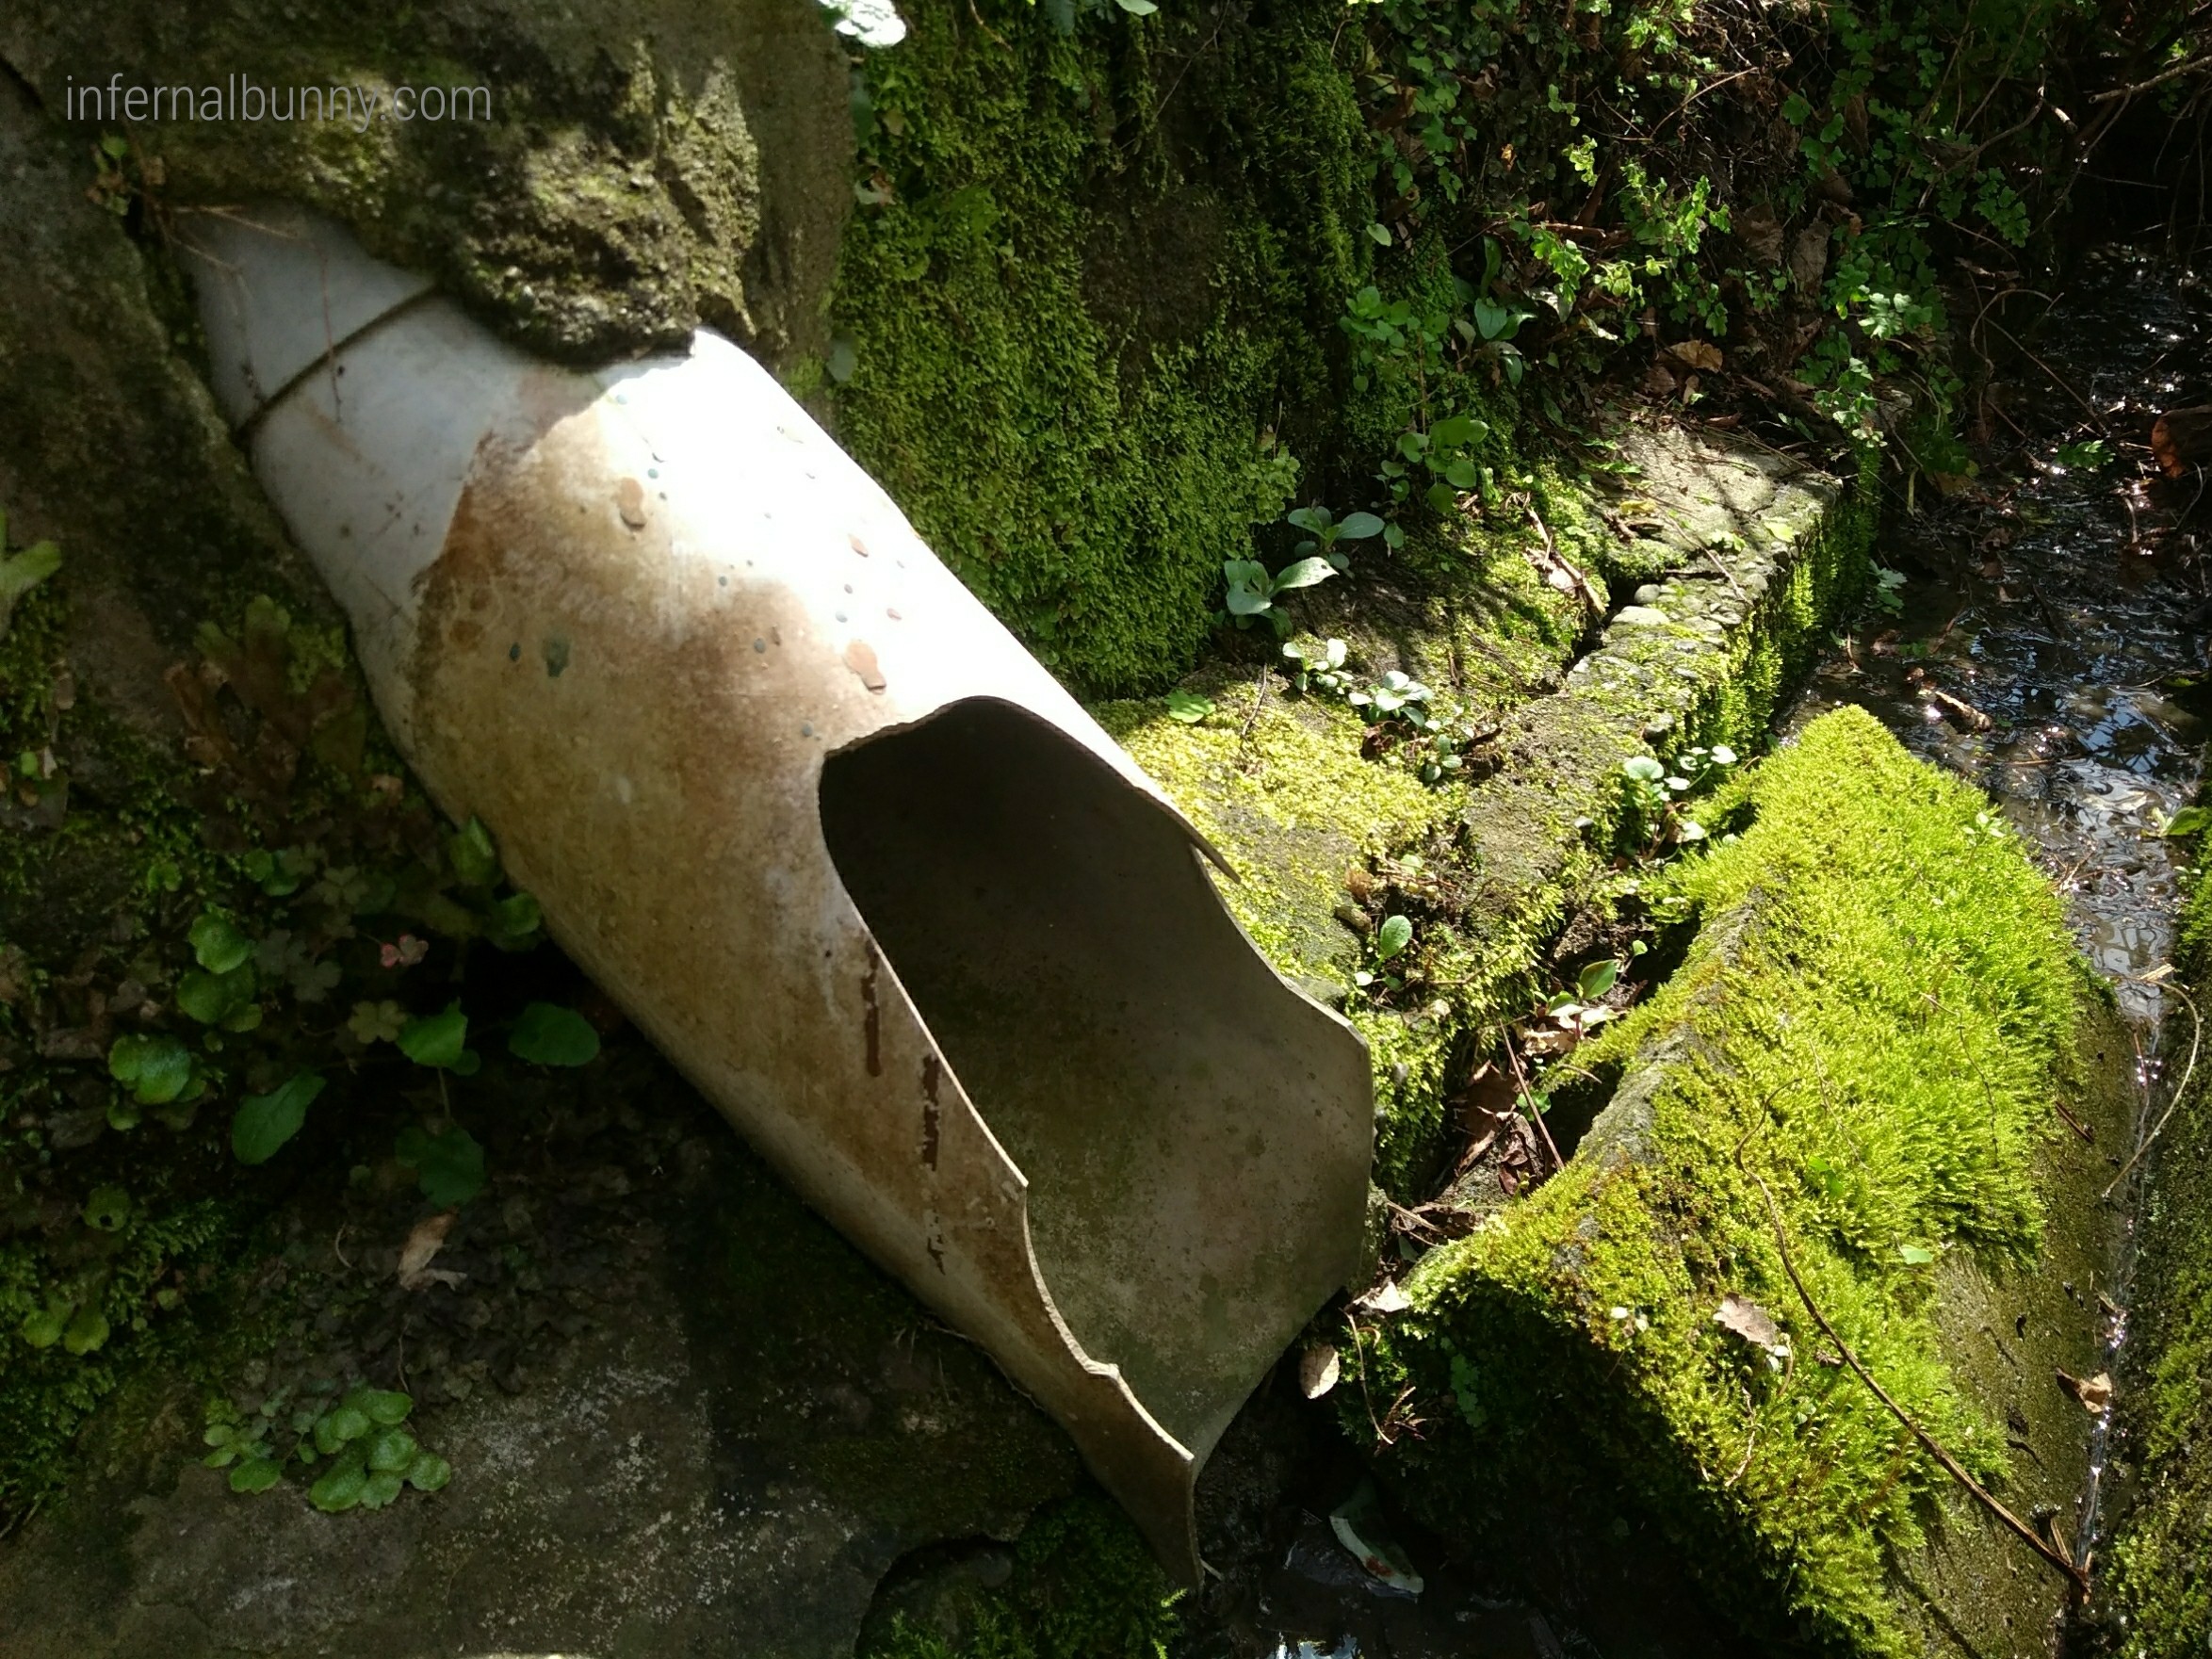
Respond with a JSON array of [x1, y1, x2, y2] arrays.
[[1377, 411, 1491, 512], [1221, 554, 1339, 636], [1342, 669, 1489, 784], [2055, 438, 2112, 472], [1284, 505, 1387, 572], [1871, 567, 1908, 616], [1281, 637, 1353, 695], [398, 1004, 480, 1076], [1619, 745, 1735, 852], [106, 1033, 197, 1107], [1543, 957, 1624, 1038], [1163, 690, 1214, 724], [0, 508, 60, 642], [203, 1385, 451, 1508], [1355, 914, 1416, 993]]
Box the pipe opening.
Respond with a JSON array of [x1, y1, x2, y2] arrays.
[[820, 699, 1364, 1460]]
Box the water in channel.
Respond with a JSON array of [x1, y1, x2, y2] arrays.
[[1783, 242, 2210, 1609]]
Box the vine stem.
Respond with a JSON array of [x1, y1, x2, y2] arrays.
[[1732, 1129, 2091, 1600]]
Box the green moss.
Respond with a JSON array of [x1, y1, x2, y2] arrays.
[[830, 0, 1366, 695], [865, 1491, 1180, 1659], [1098, 682, 1470, 1191], [1101, 691, 1449, 978], [2098, 823, 2212, 1656], [11, 0, 817, 364], [1350, 708, 2101, 1656]]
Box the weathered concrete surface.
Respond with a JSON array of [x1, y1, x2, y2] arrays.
[[0, 1058, 1081, 1659]]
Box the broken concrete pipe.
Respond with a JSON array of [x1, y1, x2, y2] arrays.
[[174, 204, 1375, 1580]]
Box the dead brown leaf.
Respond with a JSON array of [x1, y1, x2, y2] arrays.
[[1667, 339, 1724, 373], [397, 1211, 464, 1291], [1789, 226, 1830, 292], [2056, 1368, 2113, 1413], [1714, 1293, 1789, 1356], [1736, 203, 1785, 268], [2152, 406, 2212, 479], [1924, 688, 1994, 732]]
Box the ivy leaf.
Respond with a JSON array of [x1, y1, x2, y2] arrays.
[[314, 1404, 372, 1455], [187, 912, 253, 974], [81, 1183, 130, 1231], [19, 1306, 65, 1349], [1222, 560, 1274, 616], [1163, 691, 1214, 724], [396, 1124, 487, 1208], [447, 817, 500, 888], [1376, 915, 1414, 961], [309, 1462, 367, 1514], [1899, 1243, 1936, 1266], [1428, 414, 1488, 449], [357, 1388, 415, 1426], [62, 1306, 110, 1355], [398, 1005, 480, 1075], [107, 1033, 194, 1105], [366, 1427, 419, 1473], [1622, 756, 1667, 783], [176, 964, 256, 1025], [2161, 805, 2211, 838], [486, 891, 543, 952], [1270, 557, 1339, 594], [508, 1003, 601, 1067], [358, 1469, 405, 1509], [231, 1071, 326, 1165], [1114, 0, 1159, 12], [405, 1451, 452, 1492], [229, 1457, 285, 1494]]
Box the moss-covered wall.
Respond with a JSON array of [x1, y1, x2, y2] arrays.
[[1346, 709, 2123, 1657], [822, 0, 1368, 695]]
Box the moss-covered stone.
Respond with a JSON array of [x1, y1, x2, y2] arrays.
[[1098, 424, 1867, 1196], [0, 0, 851, 366], [1346, 708, 2126, 1656]]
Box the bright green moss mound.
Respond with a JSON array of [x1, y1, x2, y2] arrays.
[[2099, 824, 2212, 1657], [1353, 708, 2094, 1656], [828, 0, 1366, 695]]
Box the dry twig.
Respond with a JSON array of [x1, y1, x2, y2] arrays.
[[1732, 1125, 2092, 1599]]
